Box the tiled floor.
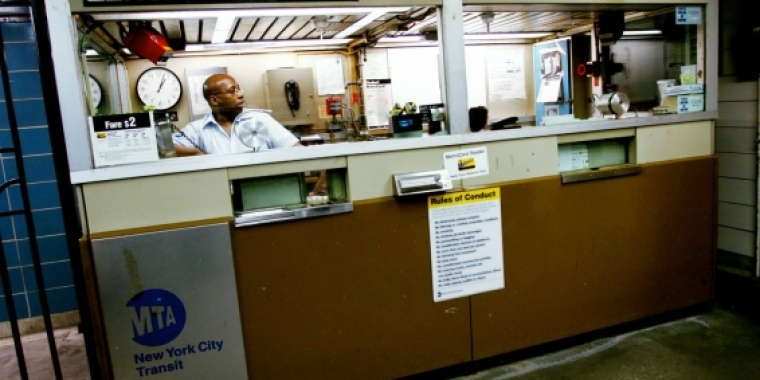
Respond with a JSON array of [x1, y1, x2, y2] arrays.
[[0, 327, 89, 380]]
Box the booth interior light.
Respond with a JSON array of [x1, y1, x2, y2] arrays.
[[334, 8, 410, 39], [186, 38, 354, 52], [211, 15, 236, 44], [464, 33, 553, 40], [622, 30, 663, 36]]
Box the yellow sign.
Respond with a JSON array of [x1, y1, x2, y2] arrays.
[[428, 188, 500, 209]]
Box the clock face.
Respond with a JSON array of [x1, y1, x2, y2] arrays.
[[136, 68, 183, 110], [88, 75, 103, 110]]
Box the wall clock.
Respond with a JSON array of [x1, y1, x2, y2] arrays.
[[88, 74, 103, 111], [136, 67, 183, 110]]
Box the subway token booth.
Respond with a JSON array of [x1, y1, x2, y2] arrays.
[[49, 0, 717, 378]]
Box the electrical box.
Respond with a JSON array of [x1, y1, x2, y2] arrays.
[[264, 68, 318, 127]]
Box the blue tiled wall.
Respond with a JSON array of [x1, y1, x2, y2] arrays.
[[0, 23, 76, 323]]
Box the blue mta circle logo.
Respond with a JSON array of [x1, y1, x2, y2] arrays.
[[127, 289, 187, 347]]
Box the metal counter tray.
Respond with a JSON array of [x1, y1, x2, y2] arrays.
[[234, 202, 353, 227]]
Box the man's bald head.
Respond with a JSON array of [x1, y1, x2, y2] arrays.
[[203, 74, 235, 100]]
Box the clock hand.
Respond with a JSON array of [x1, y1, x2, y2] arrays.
[[157, 74, 167, 93]]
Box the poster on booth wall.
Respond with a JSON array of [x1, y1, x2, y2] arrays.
[[443, 146, 490, 180], [89, 112, 159, 168], [428, 188, 504, 302], [364, 79, 393, 128]]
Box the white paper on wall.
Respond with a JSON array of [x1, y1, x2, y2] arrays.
[[487, 49, 526, 101], [364, 81, 393, 128], [188, 74, 213, 116], [316, 58, 345, 95], [364, 53, 390, 80]]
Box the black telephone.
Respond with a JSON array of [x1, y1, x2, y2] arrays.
[[284, 80, 300, 117]]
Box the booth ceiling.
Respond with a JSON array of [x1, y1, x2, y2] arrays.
[[78, 5, 673, 58]]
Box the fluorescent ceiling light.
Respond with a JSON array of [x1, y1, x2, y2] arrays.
[[90, 8, 407, 21], [464, 33, 553, 40], [84, 49, 98, 56], [334, 7, 409, 39], [186, 38, 353, 51], [211, 15, 236, 44], [623, 30, 663, 36]]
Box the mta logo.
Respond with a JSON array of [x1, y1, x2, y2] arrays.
[[127, 289, 187, 347]]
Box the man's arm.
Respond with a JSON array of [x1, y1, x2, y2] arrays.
[[174, 144, 206, 156]]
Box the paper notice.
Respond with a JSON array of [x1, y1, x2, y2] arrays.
[[364, 53, 390, 80], [316, 58, 346, 95], [364, 81, 393, 128], [536, 73, 563, 103], [428, 188, 504, 302], [487, 49, 526, 101]]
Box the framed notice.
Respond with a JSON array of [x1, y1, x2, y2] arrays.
[[428, 188, 504, 302], [89, 112, 159, 168]]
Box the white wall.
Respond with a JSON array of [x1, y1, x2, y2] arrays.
[[368, 44, 534, 123], [109, 51, 350, 129]]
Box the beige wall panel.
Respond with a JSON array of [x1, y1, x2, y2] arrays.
[[718, 202, 756, 232], [557, 129, 635, 144], [347, 147, 454, 201], [718, 178, 756, 206], [228, 157, 347, 180], [83, 170, 232, 234], [461, 137, 558, 188], [719, 77, 758, 102], [718, 153, 757, 180], [717, 101, 757, 127], [636, 121, 713, 163], [718, 226, 755, 257], [716, 127, 757, 154]]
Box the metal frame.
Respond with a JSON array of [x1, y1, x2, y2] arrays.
[[0, 1, 99, 379]]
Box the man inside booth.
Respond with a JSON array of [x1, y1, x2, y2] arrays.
[[172, 74, 302, 156]]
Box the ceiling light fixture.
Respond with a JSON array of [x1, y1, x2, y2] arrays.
[[211, 15, 236, 44], [312, 16, 329, 40], [464, 32, 553, 40], [186, 38, 354, 52], [334, 7, 410, 39], [480, 12, 495, 33], [622, 30, 663, 36]]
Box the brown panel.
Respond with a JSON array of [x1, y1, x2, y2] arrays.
[[231, 200, 472, 380], [471, 157, 716, 359]]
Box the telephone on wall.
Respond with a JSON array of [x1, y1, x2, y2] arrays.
[[284, 80, 300, 116]]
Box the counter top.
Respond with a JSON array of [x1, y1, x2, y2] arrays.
[[70, 111, 716, 184]]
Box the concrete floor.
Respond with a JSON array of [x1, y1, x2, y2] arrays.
[[2, 278, 760, 380], [0, 327, 89, 380], [451, 305, 760, 380]]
